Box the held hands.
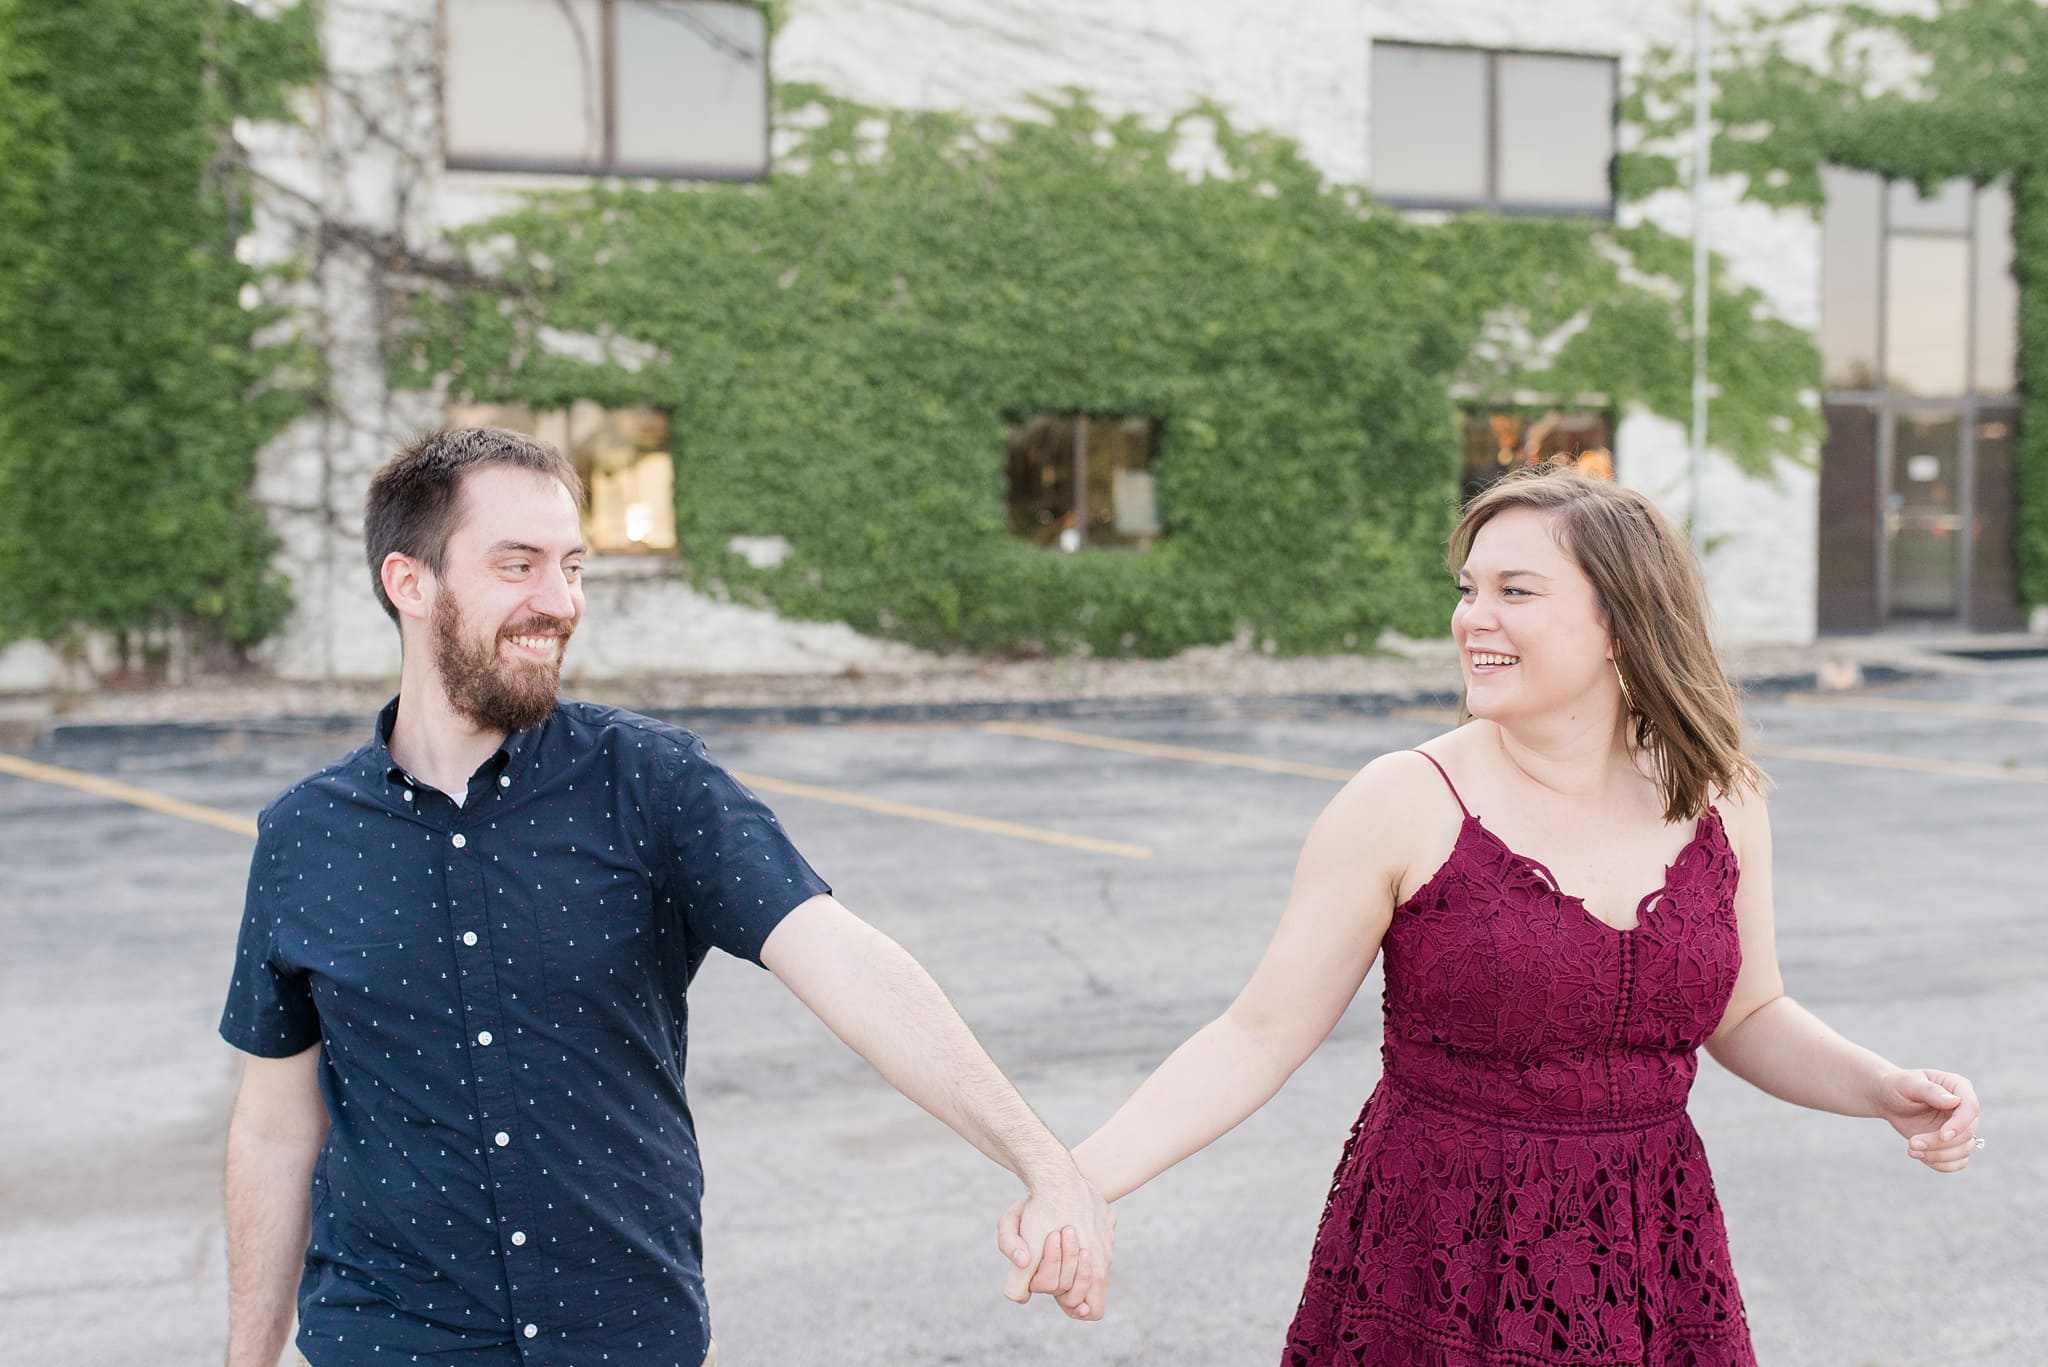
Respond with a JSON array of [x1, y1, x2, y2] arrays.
[[1877, 1068, 1982, 1173], [993, 1177, 1117, 1320]]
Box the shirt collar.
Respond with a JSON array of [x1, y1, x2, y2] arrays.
[[368, 695, 554, 798]]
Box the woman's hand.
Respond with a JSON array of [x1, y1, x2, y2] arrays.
[[996, 1190, 1117, 1319], [1875, 1068, 1981, 1173]]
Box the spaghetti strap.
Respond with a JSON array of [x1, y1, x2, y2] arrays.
[[1409, 749, 1472, 819]]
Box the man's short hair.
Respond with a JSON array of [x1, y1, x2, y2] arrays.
[[364, 427, 585, 623]]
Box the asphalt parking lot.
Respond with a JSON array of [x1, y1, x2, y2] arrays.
[[2, 660, 2044, 1367]]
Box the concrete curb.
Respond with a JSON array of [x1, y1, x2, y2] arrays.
[[16, 664, 1926, 752]]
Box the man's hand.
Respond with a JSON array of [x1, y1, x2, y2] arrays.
[[995, 1175, 1116, 1320]]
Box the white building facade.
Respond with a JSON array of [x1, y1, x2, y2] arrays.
[[3, 0, 2018, 691]]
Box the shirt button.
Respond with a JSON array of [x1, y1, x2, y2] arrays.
[[451, 833, 466, 849], [402, 789, 414, 803], [511, 1230, 527, 1246], [476, 1030, 493, 1046], [462, 931, 478, 947], [523, 1324, 538, 1339], [499, 775, 511, 788], [494, 1131, 510, 1147]]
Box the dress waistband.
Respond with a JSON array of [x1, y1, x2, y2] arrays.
[[1384, 1070, 1689, 1136]]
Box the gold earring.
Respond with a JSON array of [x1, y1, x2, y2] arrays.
[[1613, 659, 1638, 714]]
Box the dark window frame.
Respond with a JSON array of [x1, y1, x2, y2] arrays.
[[1369, 40, 1618, 218], [440, 0, 771, 182]]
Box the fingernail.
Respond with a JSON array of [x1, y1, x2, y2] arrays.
[[1012, 1248, 1029, 1266]]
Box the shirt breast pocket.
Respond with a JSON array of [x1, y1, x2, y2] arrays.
[[540, 884, 660, 1032]]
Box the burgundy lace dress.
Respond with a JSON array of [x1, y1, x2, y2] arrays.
[[1283, 753, 1755, 1366]]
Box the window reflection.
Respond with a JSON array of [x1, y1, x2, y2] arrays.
[[615, 1, 768, 176], [1005, 415, 1161, 552], [1884, 237, 1970, 397], [449, 401, 678, 554], [1496, 54, 1614, 209], [1974, 183, 2018, 395], [1820, 168, 1881, 390], [445, 0, 604, 167], [1460, 408, 1612, 502], [1886, 178, 1973, 233], [1370, 46, 1488, 202]]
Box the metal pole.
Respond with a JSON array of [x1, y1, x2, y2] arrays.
[[1072, 412, 1088, 550], [1690, 0, 1711, 557]]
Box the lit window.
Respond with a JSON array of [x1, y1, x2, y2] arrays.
[[1461, 408, 1613, 501], [443, 0, 768, 179], [449, 401, 677, 554], [1005, 415, 1161, 552], [1371, 42, 1615, 216]]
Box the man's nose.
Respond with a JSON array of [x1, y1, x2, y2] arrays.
[[530, 565, 578, 619]]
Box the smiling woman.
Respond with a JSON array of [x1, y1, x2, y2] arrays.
[[1003, 460, 1984, 1364]]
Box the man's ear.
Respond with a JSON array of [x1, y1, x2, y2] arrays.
[[382, 552, 433, 623]]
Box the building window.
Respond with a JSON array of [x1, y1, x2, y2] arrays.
[[443, 0, 768, 180], [1006, 414, 1161, 552], [449, 401, 678, 554], [1370, 42, 1616, 216], [1821, 169, 2017, 398], [1461, 407, 1614, 502]]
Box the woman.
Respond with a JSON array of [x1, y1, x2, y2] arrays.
[[1000, 468, 1982, 1363]]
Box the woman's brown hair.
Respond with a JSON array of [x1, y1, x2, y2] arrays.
[[1448, 465, 1766, 821]]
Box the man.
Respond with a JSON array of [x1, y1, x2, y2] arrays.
[[221, 428, 1111, 1367]]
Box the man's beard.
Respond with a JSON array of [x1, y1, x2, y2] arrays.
[[430, 591, 572, 734]]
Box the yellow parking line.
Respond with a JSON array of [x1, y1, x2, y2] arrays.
[[0, 750, 1151, 859], [1748, 742, 2048, 784], [733, 771, 1152, 860], [0, 752, 259, 838], [1777, 693, 2048, 725], [982, 721, 1358, 782]]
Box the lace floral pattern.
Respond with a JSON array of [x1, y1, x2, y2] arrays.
[[1282, 804, 1754, 1366]]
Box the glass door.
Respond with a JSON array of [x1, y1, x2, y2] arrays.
[[1884, 412, 1965, 620]]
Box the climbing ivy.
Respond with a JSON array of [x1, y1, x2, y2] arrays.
[[0, 0, 319, 659], [396, 88, 1815, 657], [1630, 0, 2048, 611]]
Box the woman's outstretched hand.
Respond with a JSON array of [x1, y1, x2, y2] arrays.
[[1876, 1068, 1981, 1173]]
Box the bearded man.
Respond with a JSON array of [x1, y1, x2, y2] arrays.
[[219, 428, 1111, 1367]]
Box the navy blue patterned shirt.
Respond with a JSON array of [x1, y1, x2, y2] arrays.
[[220, 699, 830, 1366]]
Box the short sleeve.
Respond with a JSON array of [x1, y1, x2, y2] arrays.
[[218, 815, 321, 1057], [659, 734, 831, 966]]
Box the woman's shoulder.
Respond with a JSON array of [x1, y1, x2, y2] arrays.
[[1323, 732, 1477, 848]]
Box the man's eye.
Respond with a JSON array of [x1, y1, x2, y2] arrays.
[[565, 563, 583, 579], [506, 562, 530, 574]]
